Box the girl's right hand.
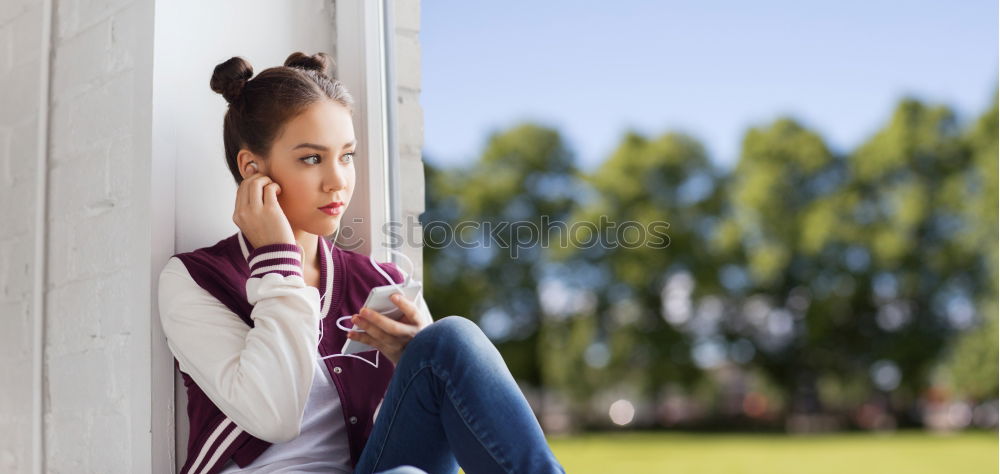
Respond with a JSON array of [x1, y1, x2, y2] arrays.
[[232, 163, 297, 249]]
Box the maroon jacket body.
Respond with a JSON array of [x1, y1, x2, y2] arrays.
[[171, 231, 403, 474]]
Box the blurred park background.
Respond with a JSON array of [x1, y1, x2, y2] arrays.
[[418, 1, 998, 471]]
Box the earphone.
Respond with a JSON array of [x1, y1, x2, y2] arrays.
[[314, 226, 422, 369]]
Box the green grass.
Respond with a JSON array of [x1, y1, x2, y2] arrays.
[[542, 431, 998, 474]]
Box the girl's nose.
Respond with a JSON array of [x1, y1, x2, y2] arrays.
[[323, 166, 349, 192]]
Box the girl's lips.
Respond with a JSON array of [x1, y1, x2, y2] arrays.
[[319, 206, 343, 216]]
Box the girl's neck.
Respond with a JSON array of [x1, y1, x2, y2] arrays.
[[293, 231, 320, 271]]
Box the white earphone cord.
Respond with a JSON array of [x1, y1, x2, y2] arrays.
[[315, 228, 417, 368]]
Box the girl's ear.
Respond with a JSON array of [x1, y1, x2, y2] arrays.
[[237, 150, 260, 179]]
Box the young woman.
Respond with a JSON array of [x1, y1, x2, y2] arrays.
[[157, 52, 565, 474]]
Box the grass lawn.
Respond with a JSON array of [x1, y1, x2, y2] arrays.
[[543, 431, 998, 474]]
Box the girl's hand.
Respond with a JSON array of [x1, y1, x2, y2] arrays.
[[233, 163, 297, 248], [347, 293, 433, 365]]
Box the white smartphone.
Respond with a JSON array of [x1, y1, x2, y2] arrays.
[[340, 280, 423, 355]]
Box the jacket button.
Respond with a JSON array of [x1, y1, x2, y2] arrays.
[[349, 416, 358, 424], [333, 366, 342, 374]]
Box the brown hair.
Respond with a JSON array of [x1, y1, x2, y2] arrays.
[[209, 52, 355, 184]]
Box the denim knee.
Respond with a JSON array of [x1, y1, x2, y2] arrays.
[[406, 315, 496, 365]]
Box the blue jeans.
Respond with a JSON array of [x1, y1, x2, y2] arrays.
[[357, 316, 565, 474]]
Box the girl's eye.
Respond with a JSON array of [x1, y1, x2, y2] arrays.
[[301, 153, 354, 165]]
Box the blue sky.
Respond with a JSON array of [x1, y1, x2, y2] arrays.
[[420, 0, 998, 171]]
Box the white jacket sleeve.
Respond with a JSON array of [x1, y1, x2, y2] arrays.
[[157, 244, 321, 444]]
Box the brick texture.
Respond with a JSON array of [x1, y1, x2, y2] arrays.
[[1, 0, 153, 472], [394, 0, 425, 282]]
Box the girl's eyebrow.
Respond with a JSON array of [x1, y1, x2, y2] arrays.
[[291, 143, 329, 152], [291, 140, 357, 152]]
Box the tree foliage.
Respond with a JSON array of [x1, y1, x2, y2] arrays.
[[422, 93, 999, 425]]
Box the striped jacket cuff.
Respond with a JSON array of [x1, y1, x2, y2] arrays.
[[247, 243, 303, 279]]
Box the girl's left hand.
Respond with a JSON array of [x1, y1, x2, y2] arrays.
[[347, 293, 433, 365]]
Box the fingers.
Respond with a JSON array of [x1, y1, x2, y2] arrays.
[[349, 312, 396, 353], [349, 308, 421, 364], [350, 312, 385, 339], [246, 175, 271, 209], [390, 293, 420, 324], [263, 182, 281, 208], [234, 174, 272, 226], [346, 323, 379, 348], [358, 308, 413, 340]]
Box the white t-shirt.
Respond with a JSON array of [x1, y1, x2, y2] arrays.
[[218, 358, 351, 473]]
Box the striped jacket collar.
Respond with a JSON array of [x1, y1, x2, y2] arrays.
[[237, 231, 335, 318]]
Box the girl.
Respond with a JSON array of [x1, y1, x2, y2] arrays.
[[157, 52, 565, 474]]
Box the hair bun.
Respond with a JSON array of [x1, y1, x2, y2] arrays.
[[284, 52, 335, 78], [210, 57, 253, 105]]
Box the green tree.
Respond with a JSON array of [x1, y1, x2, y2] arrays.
[[841, 98, 977, 405], [943, 304, 999, 400], [422, 92, 998, 429], [545, 130, 725, 407], [718, 117, 843, 414], [939, 93, 999, 401], [422, 124, 579, 385]]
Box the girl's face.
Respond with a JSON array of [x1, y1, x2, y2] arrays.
[[239, 99, 357, 237]]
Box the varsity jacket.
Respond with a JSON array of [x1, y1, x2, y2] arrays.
[[158, 231, 406, 474]]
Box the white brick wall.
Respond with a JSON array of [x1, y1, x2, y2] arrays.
[[394, 0, 425, 281], [47, 0, 154, 469], [2, 0, 155, 472], [0, 0, 48, 472]]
